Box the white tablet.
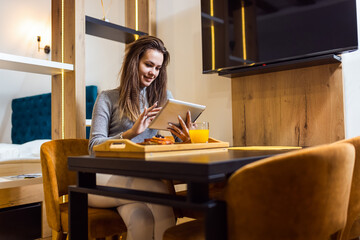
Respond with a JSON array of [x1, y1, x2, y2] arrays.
[[149, 99, 206, 130]]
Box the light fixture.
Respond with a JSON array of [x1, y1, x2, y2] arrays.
[[101, 0, 113, 22], [37, 36, 50, 54]]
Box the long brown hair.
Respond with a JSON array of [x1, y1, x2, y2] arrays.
[[117, 35, 170, 122]]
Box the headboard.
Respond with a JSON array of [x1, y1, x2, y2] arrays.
[[11, 85, 98, 144]]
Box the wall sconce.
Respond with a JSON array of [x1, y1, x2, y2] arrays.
[[37, 36, 50, 54]]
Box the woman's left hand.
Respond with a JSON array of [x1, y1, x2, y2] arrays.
[[168, 110, 192, 143]]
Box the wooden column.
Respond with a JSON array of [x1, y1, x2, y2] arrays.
[[231, 63, 344, 147], [51, 0, 85, 139], [125, 0, 156, 36]]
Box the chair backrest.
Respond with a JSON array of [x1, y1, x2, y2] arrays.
[[40, 139, 89, 232], [225, 143, 355, 240], [334, 137, 360, 240]]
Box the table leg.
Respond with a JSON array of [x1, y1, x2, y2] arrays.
[[205, 200, 227, 240], [69, 190, 88, 239], [188, 182, 227, 239], [187, 182, 209, 203], [69, 172, 95, 239]]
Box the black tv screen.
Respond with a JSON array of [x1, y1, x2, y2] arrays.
[[201, 0, 358, 74]]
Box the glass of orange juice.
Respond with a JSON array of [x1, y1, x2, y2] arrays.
[[189, 122, 209, 143]]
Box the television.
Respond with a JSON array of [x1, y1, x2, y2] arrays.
[[200, 0, 358, 76]]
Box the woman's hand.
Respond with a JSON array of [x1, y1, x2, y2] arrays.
[[168, 110, 192, 143], [123, 102, 161, 139]]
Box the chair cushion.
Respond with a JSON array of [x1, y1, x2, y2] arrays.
[[175, 181, 225, 219], [164, 219, 204, 240], [59, 203, 127, 238], [350, 218, 360, 239]]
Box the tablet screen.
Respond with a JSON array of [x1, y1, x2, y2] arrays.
[[149, 99, 206, 130]]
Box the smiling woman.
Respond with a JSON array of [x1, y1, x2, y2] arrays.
[[89, 35, 172, 151], [88, 35, 177, 240]]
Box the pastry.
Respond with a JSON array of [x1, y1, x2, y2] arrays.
[[139, 135, 175, 145]]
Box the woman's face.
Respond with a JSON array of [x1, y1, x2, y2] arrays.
[[138, 49, 164, 88]]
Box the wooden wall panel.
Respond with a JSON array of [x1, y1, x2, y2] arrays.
[[125, 0, 156, 36], [51, 0, 85, 139], [231, 63, 344, 146], [148, 0, 157, 36]]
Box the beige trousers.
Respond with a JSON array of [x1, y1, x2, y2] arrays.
[[88, 174, 175, 240]]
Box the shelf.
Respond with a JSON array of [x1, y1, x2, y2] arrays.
[[218, 54, 342, 78], [86, 16, 147, 44], [0, 174, 42, 190], [0, 52, 74, 75]]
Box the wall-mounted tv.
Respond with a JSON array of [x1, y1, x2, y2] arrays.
[[201, 0, 358, 76]]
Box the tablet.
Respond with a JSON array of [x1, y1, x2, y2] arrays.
[[149, 99, 206, 130]]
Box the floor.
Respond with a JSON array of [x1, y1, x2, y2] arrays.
[[38, 217, 194, 240]]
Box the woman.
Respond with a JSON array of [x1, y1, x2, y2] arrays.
[[88, 35, 188, 240]]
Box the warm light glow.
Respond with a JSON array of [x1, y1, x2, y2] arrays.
[[241, 0, 247, 60], [211, 25, 215, 70], [210, 0, 215, 70], [61, 0, 65, 139], [135, 0, 139, 30], [135, 0, 139, 40], [229, 146, 302, 150], [19, 20, 51, 51]]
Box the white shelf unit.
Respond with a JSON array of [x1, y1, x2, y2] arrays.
[[0, 52, 73, 75]]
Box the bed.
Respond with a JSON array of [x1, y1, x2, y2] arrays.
[[0, 85, 97, 239]]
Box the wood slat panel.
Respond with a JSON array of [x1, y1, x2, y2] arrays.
[[74, 0, 86, 139], [125, 0, 156, 35], [231, 63, 344, 147], [51, 0, 62, 138], [51, 0, 85, 139], [148, 0, 156, 36]]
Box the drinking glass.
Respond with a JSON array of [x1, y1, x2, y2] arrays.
[[189, 122, 209, 143]]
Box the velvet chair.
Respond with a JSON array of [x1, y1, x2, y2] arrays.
[[40, 139, 127, 240], [163, 143, 355, 240], [333, 137, 360, 240]]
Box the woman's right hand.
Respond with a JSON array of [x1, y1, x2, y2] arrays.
[[123, 102, 161, 139]]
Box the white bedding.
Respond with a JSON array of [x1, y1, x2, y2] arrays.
[[0, 139, 50, 163]]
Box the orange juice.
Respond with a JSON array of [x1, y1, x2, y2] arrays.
[[189, 129, 209, 143]]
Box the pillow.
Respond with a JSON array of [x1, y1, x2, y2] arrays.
[[18, 139, 51, 158], [0, 143, 21, 160]]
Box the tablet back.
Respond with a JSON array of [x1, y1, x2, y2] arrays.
[[149, 99, 206, 130]]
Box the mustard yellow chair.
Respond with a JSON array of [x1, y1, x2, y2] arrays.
[[334, 137, 360, 240], [40, 139, 127, 240], [164, 143, 355, 240]]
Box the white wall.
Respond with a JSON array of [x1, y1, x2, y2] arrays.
[[0, 0, 51, 143], [156, 0, 233, 144], [85, 0, 126, 92], [342, 0, 360, 138]]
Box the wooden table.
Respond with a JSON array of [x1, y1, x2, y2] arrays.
[[68, 149, 291, 240]]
